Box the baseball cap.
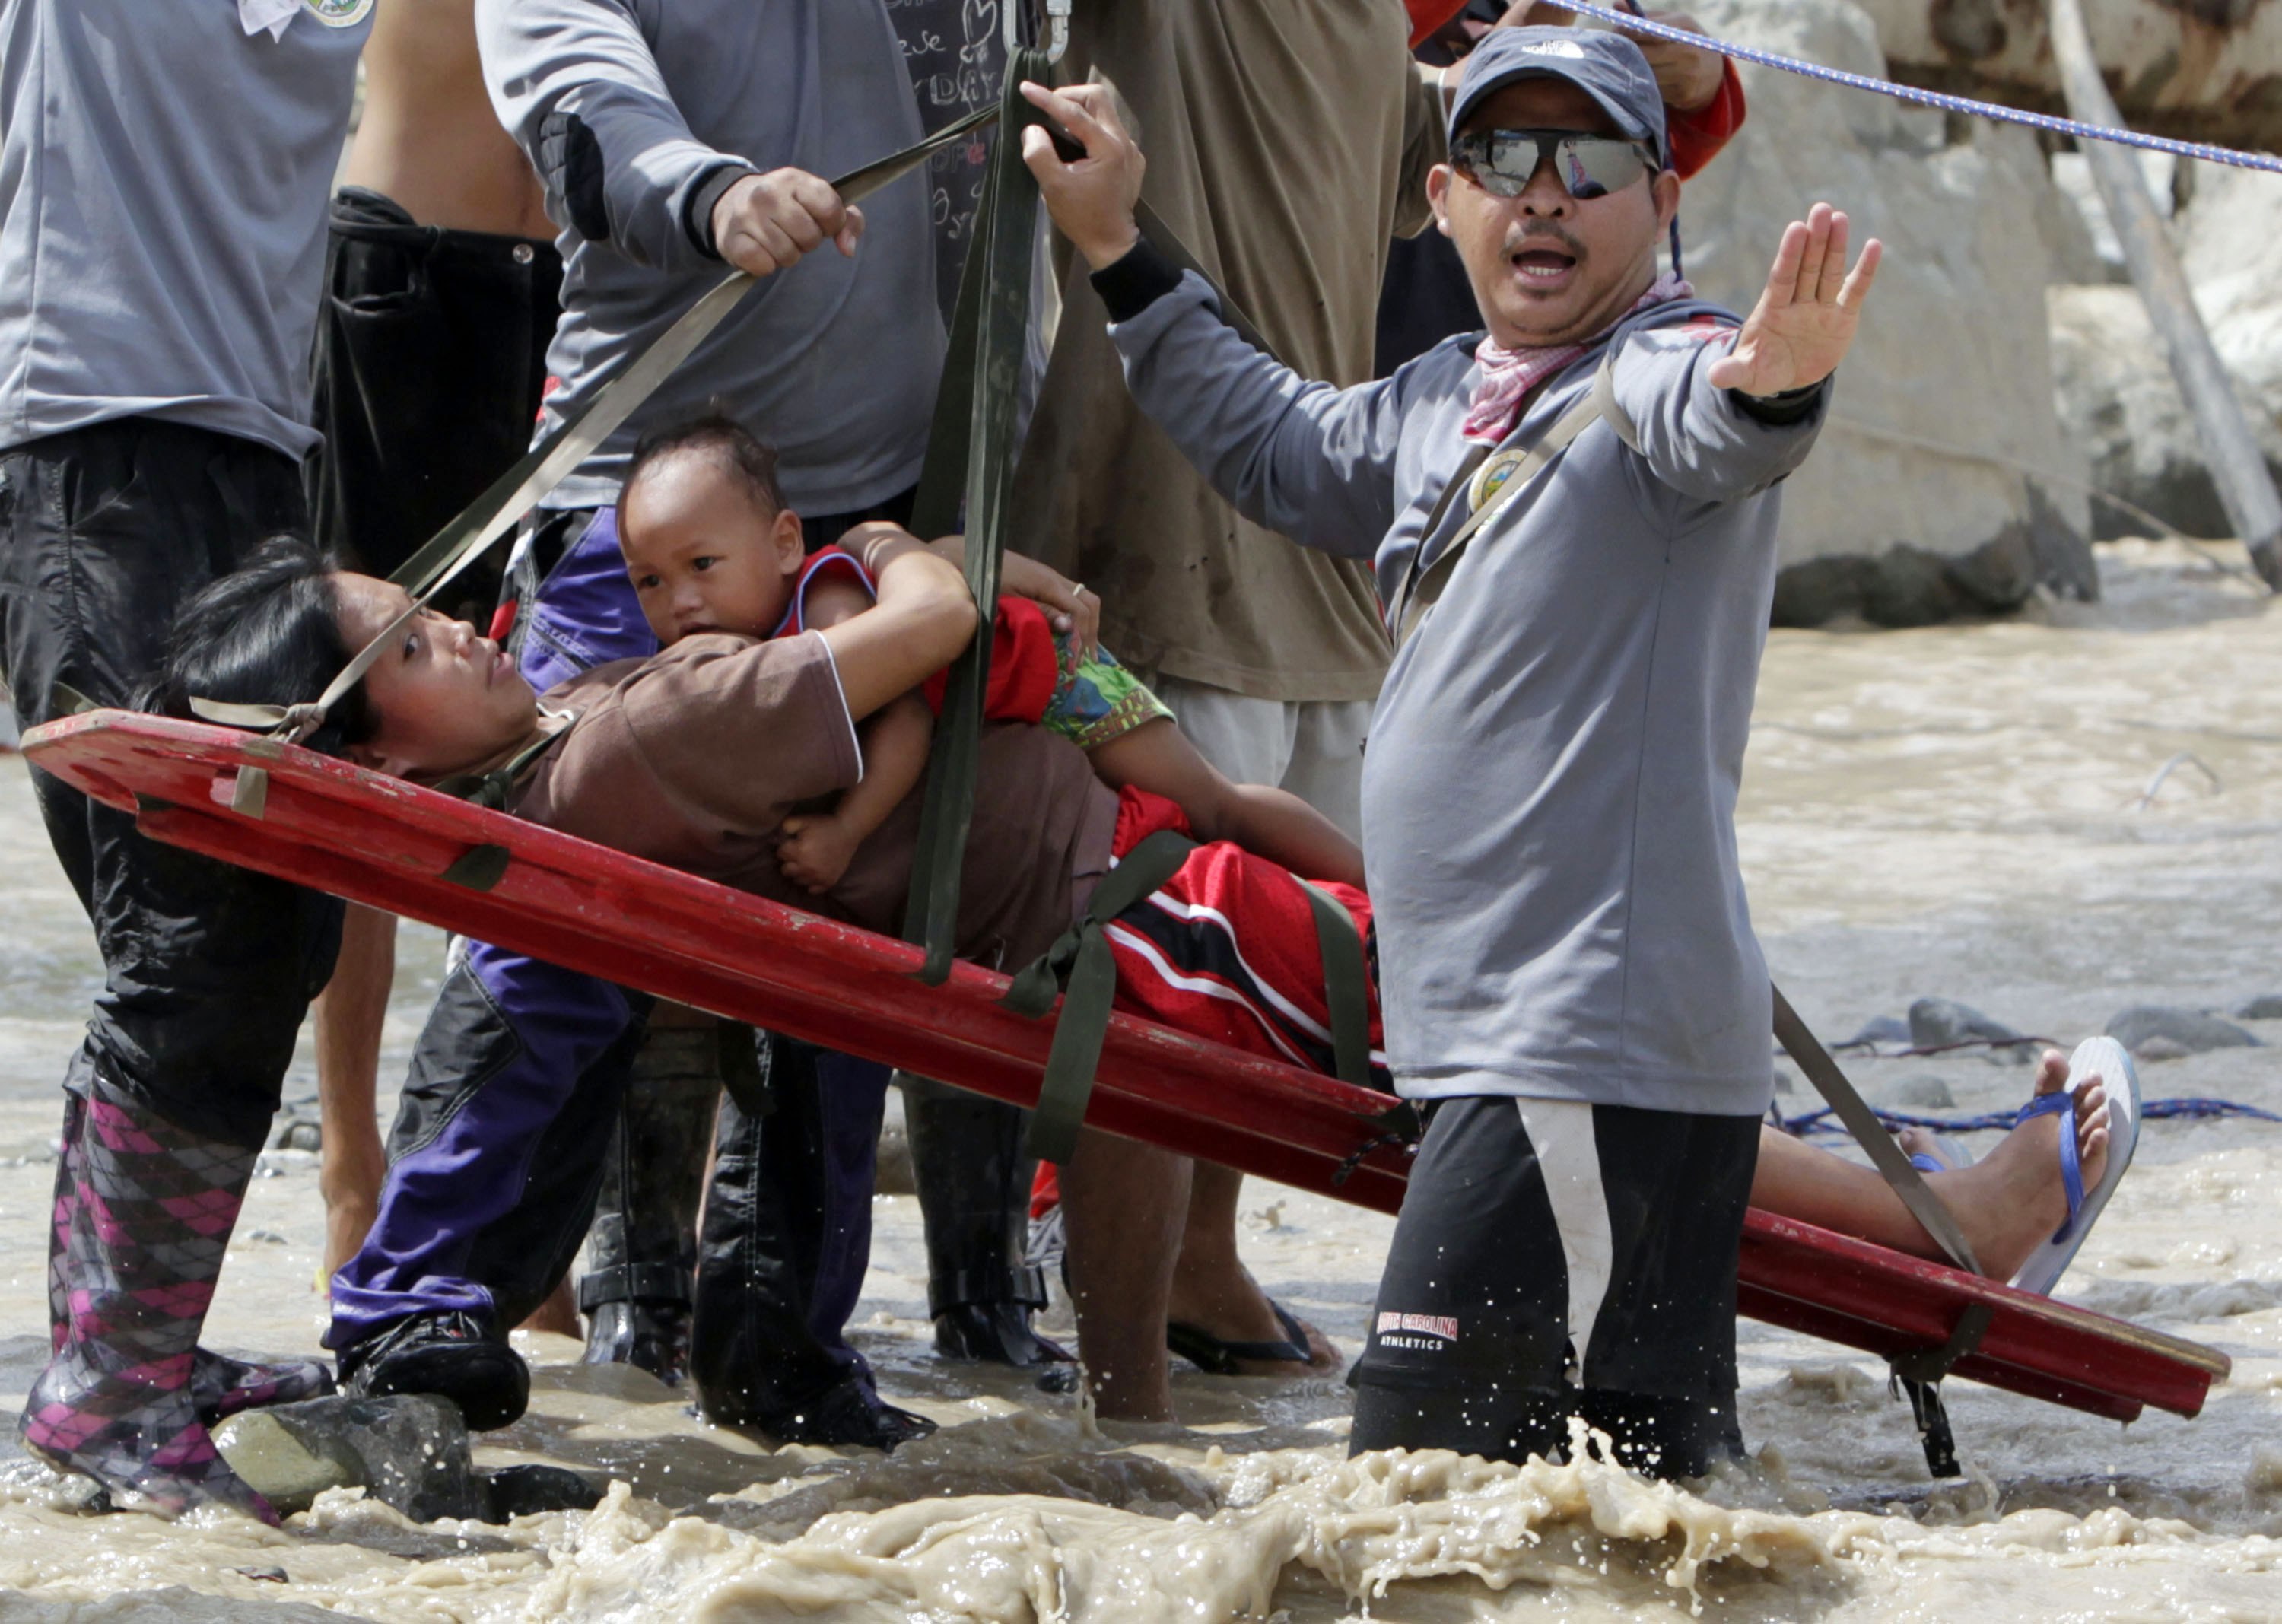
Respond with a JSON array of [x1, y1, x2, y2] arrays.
[[1447, 27, 1670, 170]]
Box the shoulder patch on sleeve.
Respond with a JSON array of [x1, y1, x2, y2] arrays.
[[539, 110, 611, 243]]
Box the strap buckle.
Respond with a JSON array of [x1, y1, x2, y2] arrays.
[[577, 1262, 694, 1311], [1012, 0, 1071, 61]]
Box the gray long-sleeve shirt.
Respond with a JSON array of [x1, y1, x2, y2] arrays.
[[1111, 268, 1828, 1118], [477, 0, 942, 514], [0, 0, 367, 458]]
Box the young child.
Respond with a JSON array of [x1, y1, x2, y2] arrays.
[[612, 415, 1365, 895]]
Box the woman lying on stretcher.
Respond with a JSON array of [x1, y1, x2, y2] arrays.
[[158, 521, 2125, 1414]]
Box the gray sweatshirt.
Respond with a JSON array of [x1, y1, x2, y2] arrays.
[[1109, 262, 1827, 1118], [0, 0, 367, 458], [477, 0, 942, 514]]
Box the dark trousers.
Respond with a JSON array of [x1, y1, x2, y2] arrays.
[[307, 186, 561, 623], [693, 1046, 893, 1419], [0, 419, 343, 1148], [1349, 1095, 1759, 1479]]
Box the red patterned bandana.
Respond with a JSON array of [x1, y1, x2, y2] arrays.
[[1461, 274, 1694, 446]]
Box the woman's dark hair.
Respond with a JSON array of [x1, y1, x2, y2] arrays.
[[616, 409, 789, 530], [149, 536, 378, 758]]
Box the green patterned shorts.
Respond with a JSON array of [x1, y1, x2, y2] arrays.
[[1043, 634, 1173, 752]]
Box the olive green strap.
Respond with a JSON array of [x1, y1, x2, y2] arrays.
[[1002, 830, 1197, 1162], [901, 52, 1054, 984], [432, 723, 572, 811], [1773, 984, 1982, 1276], [1004, 831, 1379, 1159], [386, 97, 1003, 605], [1295, 879, 1372, 1088], [1388, 358, 1616, 651]]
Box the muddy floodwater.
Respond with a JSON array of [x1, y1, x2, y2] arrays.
[[0, 539, 2276, 1620]]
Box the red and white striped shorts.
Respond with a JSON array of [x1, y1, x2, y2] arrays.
[[1104, 787, 1387, 1085]]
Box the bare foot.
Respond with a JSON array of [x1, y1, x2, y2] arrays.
[[1166, 1259, 1342, 1378], [1923, 1049, 2111, 1283]]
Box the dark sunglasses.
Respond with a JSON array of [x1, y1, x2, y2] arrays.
[[1448, 129, 1658, 200]]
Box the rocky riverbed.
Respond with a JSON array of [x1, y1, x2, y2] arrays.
[[0, 538, 2275, 1620]]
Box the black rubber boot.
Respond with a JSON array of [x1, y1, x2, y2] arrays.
[[901, 1076, 1066, 1368], [338, 1310, 530, 1433], [760, 1376, 938, 1452], [577, 1025, 721, 1385]]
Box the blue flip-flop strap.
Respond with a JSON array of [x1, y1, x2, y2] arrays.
[[2017, 1089, 2085, 1242], [1909, 1152, 1945, 1174]]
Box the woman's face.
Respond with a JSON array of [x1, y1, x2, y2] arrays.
[[332, 573, 540, 780]]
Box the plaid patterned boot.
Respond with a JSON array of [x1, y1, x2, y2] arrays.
[[41, 1093, 329, 1429], [21, 1080, 276, 1521]]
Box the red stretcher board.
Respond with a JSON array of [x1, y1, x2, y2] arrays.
[[23, 711, 2228, 1425]]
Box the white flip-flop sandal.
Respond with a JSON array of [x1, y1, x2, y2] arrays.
[[2010, 1036, 2141, 1296]]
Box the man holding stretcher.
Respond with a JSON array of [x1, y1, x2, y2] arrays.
[[1016, 27, 1883, 1471]]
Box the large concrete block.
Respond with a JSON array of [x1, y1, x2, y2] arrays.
[[1683, 0, 2096, 624]]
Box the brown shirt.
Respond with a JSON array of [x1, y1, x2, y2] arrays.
[[1008, 0, 1442, 704], [513, 632, 1118, 968]]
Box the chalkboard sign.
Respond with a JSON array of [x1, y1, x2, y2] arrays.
[[887, 0, 1012, 323]]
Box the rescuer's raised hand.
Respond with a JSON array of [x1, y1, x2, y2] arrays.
[[1708, 201, 1882, 397]]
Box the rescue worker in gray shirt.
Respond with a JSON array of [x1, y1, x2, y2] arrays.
[[0, 0, 366, 1519], [475, 0, 940, 523], [1018, 29, 1883, 1473]]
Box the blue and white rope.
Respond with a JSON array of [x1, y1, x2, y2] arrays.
[[1776, 1096, 2282, 1139], [1539, 0, 2282, 176]]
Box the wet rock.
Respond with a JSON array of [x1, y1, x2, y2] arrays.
[[216, 1394, 483, 1522], [2230, 993, 2282, 1022], [482, 1463, 603, 1522], [268, 1096, 323, 1153], [212, 1410, 351, 1515], [2106, 1006, 2261, 1059], [1844, 1015, 1912, 1048], [1907, 997, 2035, 1060], [1879, 1073, 1956, 1110]]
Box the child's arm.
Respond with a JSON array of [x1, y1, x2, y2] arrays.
[[780, 691, 932, 893], [777, 574, 933, 894]]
